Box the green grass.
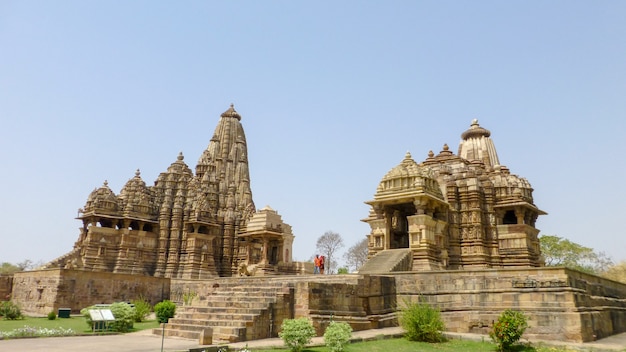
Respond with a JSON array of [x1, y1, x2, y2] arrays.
[[255, 337, 578, 352], [0, 316, 159, 334]]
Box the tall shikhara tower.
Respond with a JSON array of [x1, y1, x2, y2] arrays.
[[44, 105, 256, 278]]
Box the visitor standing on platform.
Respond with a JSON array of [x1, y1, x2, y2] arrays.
[[314, 254, 320, 274], [319, 255, 325, 275]]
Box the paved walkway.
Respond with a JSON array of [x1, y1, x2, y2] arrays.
[[2, 326, 626, 352]]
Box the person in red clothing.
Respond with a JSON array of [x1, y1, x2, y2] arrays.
[[319, 255, 325, 275], [313, 254, 320, 274]]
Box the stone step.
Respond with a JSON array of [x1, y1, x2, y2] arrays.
[[173, 311, 259, 322], [184, 302, 271, 311], [155, 323, 247, 343], [358, 249, 413, 274], [153, 327, 201, 340], [200, 295, 277, 304]]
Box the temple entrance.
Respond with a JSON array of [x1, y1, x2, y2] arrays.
[[389, 207, 411, 249]]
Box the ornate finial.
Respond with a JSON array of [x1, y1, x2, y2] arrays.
[[135, 169, 140, 177], [103, 180, 108, 187], [471, 118, 479, 126], [177, 152, 184, 161], [221, 104, 242, 120], [428, 150, 434, 158], [443, 144, 449, 151], [404, 151, 412, 159]]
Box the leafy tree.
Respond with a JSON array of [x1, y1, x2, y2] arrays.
[[316, 231, 344, 274], [601, 260, 626, 283], [540, 235, 613, 274], [0, 262, 21, 275], [0, 259, 43, 275], [343, 238, 368, 272]]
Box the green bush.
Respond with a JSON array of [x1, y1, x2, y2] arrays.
[[109, 302, 135, 332], [337, 267, 349, 274], [323, 321, 352, 352], [131, 297, 152, 322], [398, 298, 445, 343], [0, 301, 23, 320], [154, 300, 176, 323], [80, 302, 135, 332], [47, 311, 57, 320], [279, 317, 316, 352], [489, 309, 528, 351]]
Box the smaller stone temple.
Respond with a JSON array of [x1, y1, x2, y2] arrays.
[[362, 119, 546, 271], [235, 205, 296, 275]]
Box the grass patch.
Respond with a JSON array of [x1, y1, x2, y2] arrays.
[[0, 316, 159, 335], [253, 337, 578, 352]]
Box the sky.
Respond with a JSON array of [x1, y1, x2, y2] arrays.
[[1, 1, 625, 267]]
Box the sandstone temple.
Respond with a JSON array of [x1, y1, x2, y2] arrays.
[[41, 104, 297, 278], [360, 119, 545, 273], [7, 109, 626, 346]]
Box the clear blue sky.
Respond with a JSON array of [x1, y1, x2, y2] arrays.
[[1, 1, 625, 266]]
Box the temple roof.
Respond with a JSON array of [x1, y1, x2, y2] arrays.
[[458, 119, 500, 168]]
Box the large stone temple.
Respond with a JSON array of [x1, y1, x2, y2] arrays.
[[41, 104, 296, 278], [360, 119, 545, 272]]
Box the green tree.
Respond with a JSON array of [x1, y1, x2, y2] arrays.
[[0, 262, 21, 275], [343, 238, 368, 272], [540, 235, 612, 274], [601, 260, 626, 283]]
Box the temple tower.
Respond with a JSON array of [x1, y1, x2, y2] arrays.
[[43, 105, 257, 278]]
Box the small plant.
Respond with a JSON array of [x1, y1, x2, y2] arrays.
[[183, 290, 197, 306], [398, 298, 445, 343], [0, 325, 75, 339], [490, 309, 529, 351], [337, 267, 349, 274], [47, 311, 57, 320], [323, 321, 352, 352], [279, 317, 316, 352], [0, 301, 23, 320], [154, 299, 176, 323], [131, 297, 152, 322]]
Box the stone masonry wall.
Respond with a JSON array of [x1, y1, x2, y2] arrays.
[[0, 275, 13, 300], [393, 267, 626, 343], [295, 275, 397, 335], [12, 269, 170, 315]]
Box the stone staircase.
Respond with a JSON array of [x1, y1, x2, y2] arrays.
[[358, 249, 413, 274], [154, 279, 292, 343]]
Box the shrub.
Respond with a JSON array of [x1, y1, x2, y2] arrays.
[[323, 321, 352, 352], [490, 309, 528, 351], [47, 311, 57, 320], [279, 317, 316, 352], [109, 302, 135, 332], [154, 300, 176, 323], [398, 298, 445, 343], [0, 301, 23, 320], [337, 267, 349, 274], [131, 297, 152, 322], [80, 302, 135, 332]]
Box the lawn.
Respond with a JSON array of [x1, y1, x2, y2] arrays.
[[0, 315, 159, 334], [253, 337, 576, 352]]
